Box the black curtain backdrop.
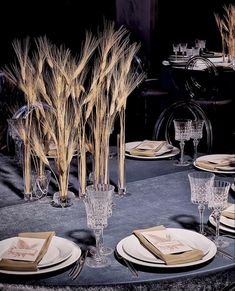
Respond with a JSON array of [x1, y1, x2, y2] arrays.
[[0, 0, 115, 66], [1, 0, 234, 70]]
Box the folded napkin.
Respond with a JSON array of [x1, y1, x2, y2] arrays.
[[222, 204, 235, 220], [128, 140, 169, 157], [195, 159, 235, 171], [0, 231, 55, 271], [133, 225, 204, 265]]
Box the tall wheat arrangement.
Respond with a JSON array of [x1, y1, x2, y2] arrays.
[[86, 23, 145, 187], [36, 36, 97, 202], [2, 38, 47, 198]]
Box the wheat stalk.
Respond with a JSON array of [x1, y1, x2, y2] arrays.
[[215, 5, 235, 61]]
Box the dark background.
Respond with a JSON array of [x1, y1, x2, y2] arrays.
[[0, 0, 234, 153], [0, 0, 115, 66], [1, 0, 233, 73]]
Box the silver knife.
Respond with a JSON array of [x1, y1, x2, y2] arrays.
[[71, 250, 88, 280]]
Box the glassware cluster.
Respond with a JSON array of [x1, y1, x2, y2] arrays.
[[173, 118, 205, 165], [189, 174, 230, 247], [172, 40, 206, 57]]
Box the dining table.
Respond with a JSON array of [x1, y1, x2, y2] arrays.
[[0, 149, 234, 291]]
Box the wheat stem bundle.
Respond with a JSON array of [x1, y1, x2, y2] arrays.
[[2, 38, 45, 196], [36, 36, 97, 200], [86, 24, 145, 187]]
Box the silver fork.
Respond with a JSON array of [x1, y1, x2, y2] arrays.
[[69, 250, 88, 279]]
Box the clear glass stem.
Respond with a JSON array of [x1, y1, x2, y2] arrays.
[[94, 229, 103, 262], [193, 139, 199, 160], [179, 140, 185, 165], [198, 204, 205, 234], [100, 228, 113, 255], [214, 211, 221, 243]]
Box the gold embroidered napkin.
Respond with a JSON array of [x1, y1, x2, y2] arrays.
[[0, 231, 55, 271], [133, 225, 204, 265], [222, 204, 235, 220], [128, 140, 169, 157]]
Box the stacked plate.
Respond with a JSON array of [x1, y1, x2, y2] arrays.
[[194, 154, 235, 174], [125, 141, 179, 160], [209, 205, 235, 235], [168, 55, 190, 67], [0, 236, 81, 275], [116, 228, 217, 268]]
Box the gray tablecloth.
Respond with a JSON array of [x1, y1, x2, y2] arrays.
[[0, 153, 234, 290]]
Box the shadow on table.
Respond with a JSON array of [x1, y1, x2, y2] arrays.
[[169, 214, 199, 232], [67, 229, 95, 250]]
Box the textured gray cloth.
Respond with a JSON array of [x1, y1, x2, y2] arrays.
[[0, 153, 234, 290]]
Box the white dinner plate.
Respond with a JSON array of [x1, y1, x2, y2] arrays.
[[0, 236, 81, 275], [125, 141, 180, 160], [209, 215, 235, 234], [122, 235, 164, 264], [194, 154, 235, 174], [117, 228, 217, 268], [39, 236, 74, 268]]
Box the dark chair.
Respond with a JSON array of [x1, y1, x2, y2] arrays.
[[125, 56, 172, 141], [185, 56, 234, 153]]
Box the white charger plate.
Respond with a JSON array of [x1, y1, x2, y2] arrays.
[[194, 154, 235, 174], [209, 215, 235, 234], [220, 216, 235, 229], [0, 236, 81, 275], [125, 141, 179, 160], [117, 228, 216, 268]]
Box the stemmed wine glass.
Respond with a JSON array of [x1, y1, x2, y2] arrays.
[[91, 191, 114, 256], [190, 120, 205, 161], [188, 172, 215, 235], [84, 184, 114, 268], [172, 43, 180, 59], [208, 180, 230, 247], [180, 43, 188, 56], [173, 119, 192, 166]]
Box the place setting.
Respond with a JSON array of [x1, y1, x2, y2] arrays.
[[0, 232, 81, 275], [116, 225, 217, 269], [125, 140, 180, 159]]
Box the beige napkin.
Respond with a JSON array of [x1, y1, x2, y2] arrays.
[[0, 231, 55, 271], [195, 159, 235, 171], [133, 225, 204, 265], [128, 140, 167, 157], [222, 204, 235, 220]]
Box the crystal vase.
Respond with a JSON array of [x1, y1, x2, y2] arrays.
[[51, 167, 75, 208]]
